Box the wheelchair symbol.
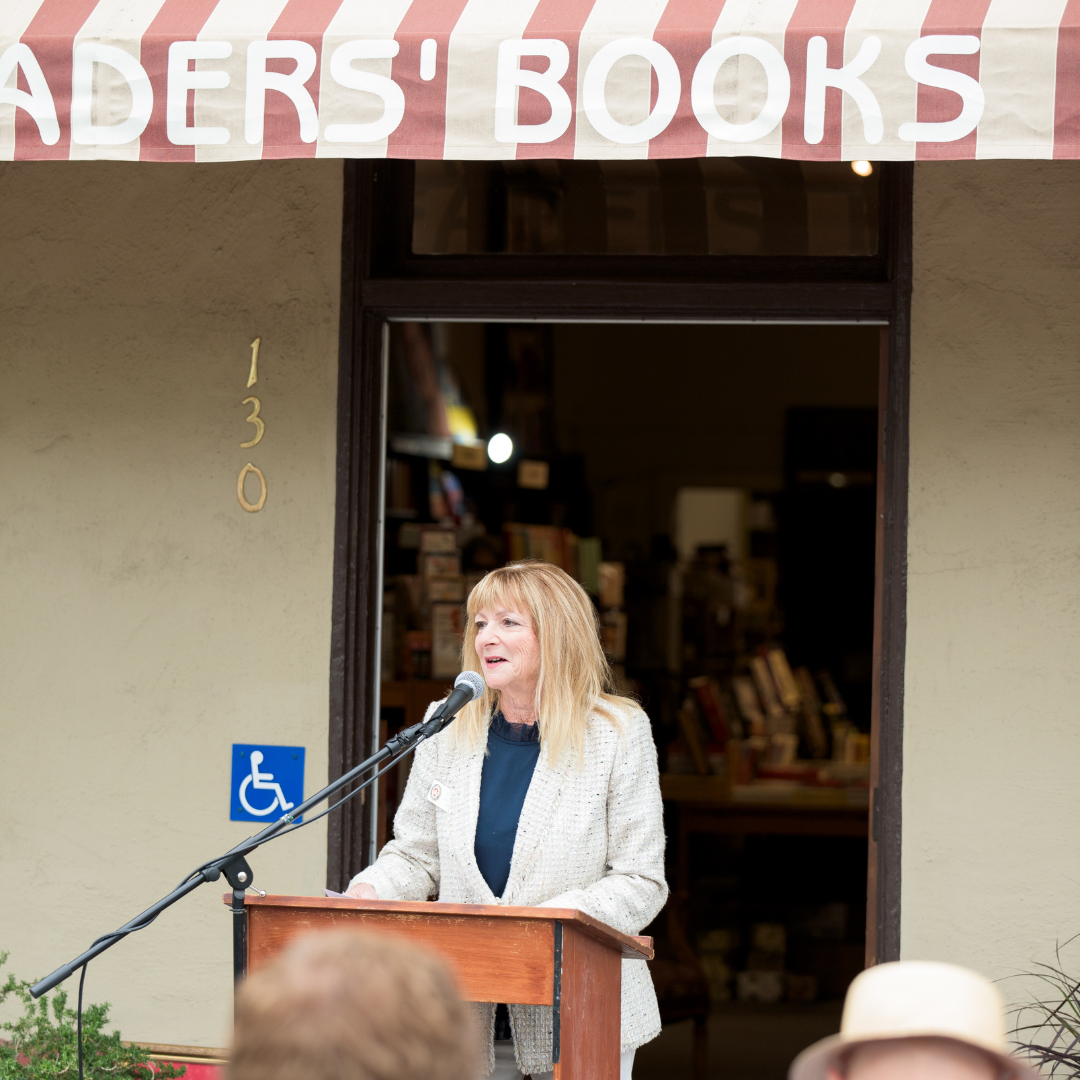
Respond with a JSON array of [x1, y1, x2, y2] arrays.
[[238, 750, 296, 817]]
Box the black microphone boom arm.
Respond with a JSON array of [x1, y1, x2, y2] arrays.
[[30, 702, 463, 999]]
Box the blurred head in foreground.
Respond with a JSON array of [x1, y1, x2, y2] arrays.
[[789, 961, 1041, 1080], [229, 928, 480, 1080]]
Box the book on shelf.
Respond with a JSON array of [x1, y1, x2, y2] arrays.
[[427, 470, 449, 521], [817, 669, 848, 718], [502, 523, 576, 573], [718, 685, 744, 739], [577, 537, 601, 594], [404, 630, 432, 679], [431, 604, 463, 679], [600, 609, 627, 662], [767, 732, 799, 766], [386, 458, 414, 514], [422, 552, 460, 578], [677, 698, 711, 776], [427, 575, 465, 602], [598, 562, 625, 608], [688, 676, 729, 747], [836, 729, 871, 764], [732, 675, 768, 738], [397, 575, 424, 626], [750, 655, 783, 719], [766, 648, 801, 711], [419, 527, 457, 554], [727, 737, 762, 785], [794, 665, 829, 759]]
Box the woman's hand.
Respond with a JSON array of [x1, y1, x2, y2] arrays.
[[344, 882, 378, 900]]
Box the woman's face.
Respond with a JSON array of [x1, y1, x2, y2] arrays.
[[472, 603, 541, 697]]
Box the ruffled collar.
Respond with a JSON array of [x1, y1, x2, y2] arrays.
[[489, 710, 540, 744]]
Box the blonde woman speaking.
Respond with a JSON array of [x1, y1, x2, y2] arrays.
[[345, 560, 668, 1080]]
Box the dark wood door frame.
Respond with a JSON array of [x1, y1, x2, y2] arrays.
[[328, 160, 911, 965], [866, 165, 912, 965]]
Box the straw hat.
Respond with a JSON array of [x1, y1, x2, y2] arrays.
[[789, 961, 1041, 1080]]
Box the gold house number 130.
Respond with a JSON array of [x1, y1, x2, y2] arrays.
[[237, 337, 267, 513]]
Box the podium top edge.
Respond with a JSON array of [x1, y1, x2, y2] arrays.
[[222, 893, 653, 959]]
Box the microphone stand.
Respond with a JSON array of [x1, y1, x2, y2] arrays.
[[31, 707, 458, 1000]]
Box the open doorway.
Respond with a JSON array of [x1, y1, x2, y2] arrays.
[[375, 318, 878, 1080]]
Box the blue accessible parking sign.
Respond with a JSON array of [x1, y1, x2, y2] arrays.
[[230, 744, 305, 823]]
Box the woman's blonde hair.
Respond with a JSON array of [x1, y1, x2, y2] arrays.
[[453, 560, 634, 765]]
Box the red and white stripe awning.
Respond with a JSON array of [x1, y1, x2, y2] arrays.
[[3, 0, 1079, 162]]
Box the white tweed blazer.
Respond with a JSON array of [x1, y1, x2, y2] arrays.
[[349, 697, 668, 1076]]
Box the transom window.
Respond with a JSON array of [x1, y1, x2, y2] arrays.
[[411, 159, 879, 258]]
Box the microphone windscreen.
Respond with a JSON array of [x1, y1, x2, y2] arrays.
[[454, 670, 486, 700]]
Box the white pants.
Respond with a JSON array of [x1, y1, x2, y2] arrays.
[[488, 1040, 635, 1080]]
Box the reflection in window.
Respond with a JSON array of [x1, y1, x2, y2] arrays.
[[412, 159, 879, 257]]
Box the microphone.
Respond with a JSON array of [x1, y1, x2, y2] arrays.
[[426, 670, 486, 732]]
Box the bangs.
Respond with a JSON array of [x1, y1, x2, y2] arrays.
[[466, 572, 529, 622]]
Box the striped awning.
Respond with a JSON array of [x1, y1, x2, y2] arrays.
[[3, 0, 1078, 162]]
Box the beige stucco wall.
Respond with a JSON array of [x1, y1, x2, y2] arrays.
[[3, 151, 1076, 1050], [0, 160, 342, 1048], [905, 161, 1080, 994]]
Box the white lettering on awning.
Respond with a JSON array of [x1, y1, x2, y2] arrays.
[[0, 43, 58, 145], [691, 37, 790, 144], [899, 35, 985, 143], [167, 41, 231, 147], [494, 38, 572, 145], [71, 43, 152, 146], [583, 37, 681, 145], [324, 40, 404, 144], [244, 39, 318, 146], [804, 35, 882, 145]]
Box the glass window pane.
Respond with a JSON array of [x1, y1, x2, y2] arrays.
[[412, 159, 879, 257]]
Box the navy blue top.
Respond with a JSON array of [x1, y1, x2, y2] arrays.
[[473, 711, 541, 898]]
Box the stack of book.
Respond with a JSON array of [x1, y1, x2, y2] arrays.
[[598, 561, 627, 664], [502, 523, 578, 573], [385, 526, 474, 681], [664, 647, 870, 804]]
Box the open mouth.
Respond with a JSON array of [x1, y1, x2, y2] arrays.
[[484, 657, 507, 665]]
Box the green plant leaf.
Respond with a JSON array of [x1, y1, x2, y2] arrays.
[[0, 953, 186, 1080]]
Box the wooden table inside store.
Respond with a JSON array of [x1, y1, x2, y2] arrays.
[[661, 774, 870, 891]]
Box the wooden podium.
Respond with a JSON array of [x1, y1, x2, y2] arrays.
[[231, 894, 654, 1079]]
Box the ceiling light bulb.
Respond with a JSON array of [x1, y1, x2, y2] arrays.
[[851, 160, 873, 177], [487, 433, 513, 464]]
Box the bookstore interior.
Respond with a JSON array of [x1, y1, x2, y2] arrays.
[[373, 158, 882, 1075]]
